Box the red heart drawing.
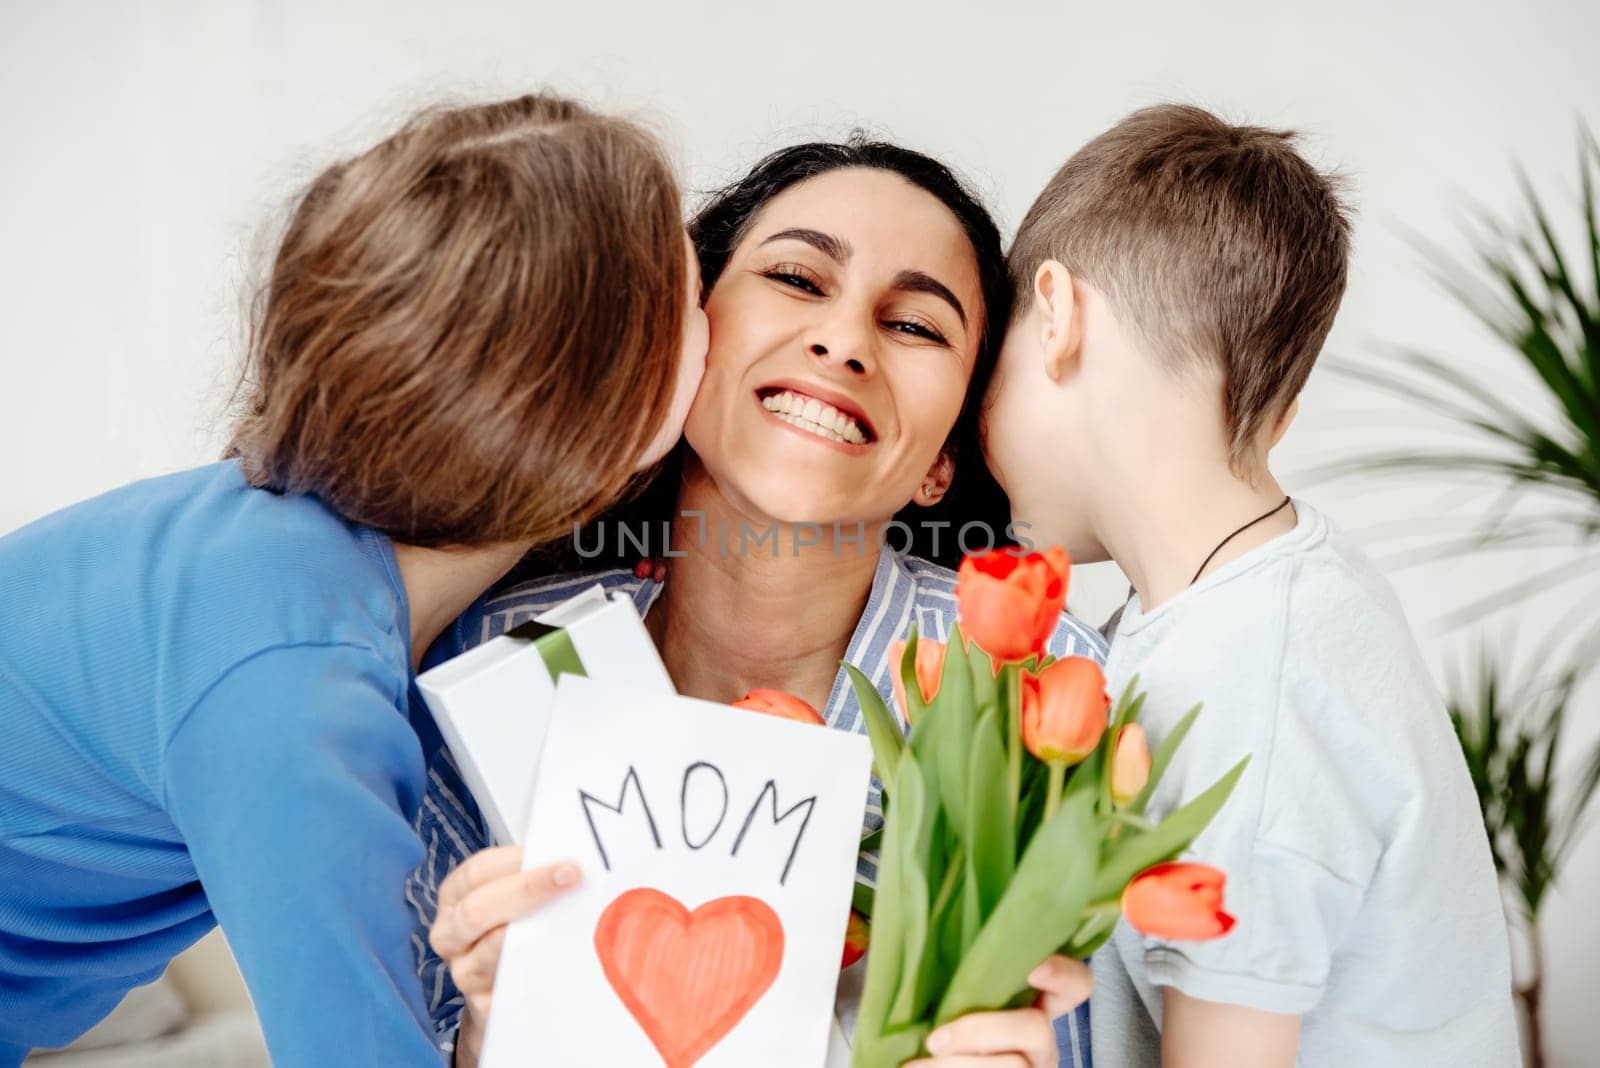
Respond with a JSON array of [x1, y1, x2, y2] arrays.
[[594, 887, 785, 1068]]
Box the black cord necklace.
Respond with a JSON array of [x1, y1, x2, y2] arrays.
[[1189, 495, 1293, 587]]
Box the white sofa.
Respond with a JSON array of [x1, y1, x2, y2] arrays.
[[23, 932, 268, 1068]]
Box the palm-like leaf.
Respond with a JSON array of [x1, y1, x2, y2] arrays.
[[1347, 128, 1600, 1068], [1445, 650, 1598, 921], [1318, 125, 1600, 632]]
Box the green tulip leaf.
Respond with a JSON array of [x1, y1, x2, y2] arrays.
[[935, 791, 1098, 1025], [1096, 755, 1250, 899], [919, 833, 963, 1013], [965, 706, 1014, 919], [921, 680, 977, 843], [898, 625, 927, 726], [855, 758, 913, 1042], [1075, 745, 1108, 797], [1129, 702, 1203, 817], [889, 752, 933, 1028], [1061, 906, 1121, 959], [960, 850, 983, 959], [852, 878, 876, 919], [968, 639, 998, 716], [1015, 756, 1050, 852], [846, 661, 904, 788], [910, 626, 979, 838], [850, 1022, 930, 1068], [1113, 676, 1143, 729], [941, 624, 975, 719]]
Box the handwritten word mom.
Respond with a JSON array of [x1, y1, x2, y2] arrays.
[[578, 763, 816, 885]]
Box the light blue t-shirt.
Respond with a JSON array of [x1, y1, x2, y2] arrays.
[[1091, 500, 1518, 1066], [0, 462, 445, 1066], [409, 550, 1107, 1066]]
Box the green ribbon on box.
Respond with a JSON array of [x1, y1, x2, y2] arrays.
[[505, 619, 589, 681]]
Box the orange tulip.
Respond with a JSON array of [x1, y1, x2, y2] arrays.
[[1021, 656, 1109, 766], [732, 688, 825, 726], [888, 638, 946, 723], [1111, 723, 1151, 805], [955, 547, 1071, 663], [1122, 863, 1236, 941], [841, 909, 870, 969]]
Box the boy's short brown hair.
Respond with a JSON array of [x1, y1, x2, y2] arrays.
[[227, 93, 686, 548], [1009, 104, 1350, 466]]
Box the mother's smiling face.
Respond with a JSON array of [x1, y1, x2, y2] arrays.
[[684, 166, 985, 527]]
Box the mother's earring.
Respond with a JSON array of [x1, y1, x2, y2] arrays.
[[919, 453, 954, 506]]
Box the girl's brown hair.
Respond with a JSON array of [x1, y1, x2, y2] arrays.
[[227, 93, 686, 548]]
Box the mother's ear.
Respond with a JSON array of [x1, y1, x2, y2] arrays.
[[914, 451, 955, 507]]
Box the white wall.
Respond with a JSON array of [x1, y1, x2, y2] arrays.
[[3, 0, 1597, 1061]]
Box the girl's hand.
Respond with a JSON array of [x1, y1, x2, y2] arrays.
[[428, 846, 582, 1067], [904, 955, 1093, 1067]]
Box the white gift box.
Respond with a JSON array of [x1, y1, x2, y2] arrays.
[[415, 585, 674, 845]]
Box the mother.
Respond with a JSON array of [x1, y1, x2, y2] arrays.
[[412, 139, 1106, 1067]]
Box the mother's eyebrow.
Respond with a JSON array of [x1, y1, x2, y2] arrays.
[[893, 270, 968, 330], [759, 228, 968, 330], [758, 228, 852, 264]]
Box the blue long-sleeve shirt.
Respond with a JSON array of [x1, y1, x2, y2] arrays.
[[0, 462, 445, 1066]]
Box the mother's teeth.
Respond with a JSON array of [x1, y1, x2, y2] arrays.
[[776, 411, 852, 444], [759, 389, 869, 445]]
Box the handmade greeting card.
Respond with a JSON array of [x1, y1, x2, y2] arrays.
[[415, 586, 673, 845], [480, 673, 873, 1068]]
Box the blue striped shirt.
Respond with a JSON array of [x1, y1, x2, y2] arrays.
[[409, 548, 1105, 1066]]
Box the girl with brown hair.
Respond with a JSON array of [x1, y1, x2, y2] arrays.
[[0, 92, 706, 1066]]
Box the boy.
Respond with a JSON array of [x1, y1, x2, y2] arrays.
[[983, 105, 1519, 1066]]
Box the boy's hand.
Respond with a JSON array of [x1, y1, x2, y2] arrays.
[[428, 846, 582, 1067], [904, 955, 1092, 1067]]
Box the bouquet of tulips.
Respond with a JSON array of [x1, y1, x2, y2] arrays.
[[842, 547, 1248, 1067]]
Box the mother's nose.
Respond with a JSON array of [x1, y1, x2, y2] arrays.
[[808, 341, 872, 377]]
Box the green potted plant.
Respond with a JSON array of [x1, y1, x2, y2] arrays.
[[1328, 125, 1600, 1067], [1446, 649, 1600, 1067]]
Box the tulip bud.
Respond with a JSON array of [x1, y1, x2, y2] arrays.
[[955, 546, 1072, 663], [731, 688, 825, 726], [841, 909, 870, 969], [888, 638, 947, 723], [1122, 862, 1236, 941], [1110, 723, 1151, 805], [1021, 656, 1109, 766]]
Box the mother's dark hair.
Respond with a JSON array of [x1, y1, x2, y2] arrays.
[[530, 135, 1016, 573]]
